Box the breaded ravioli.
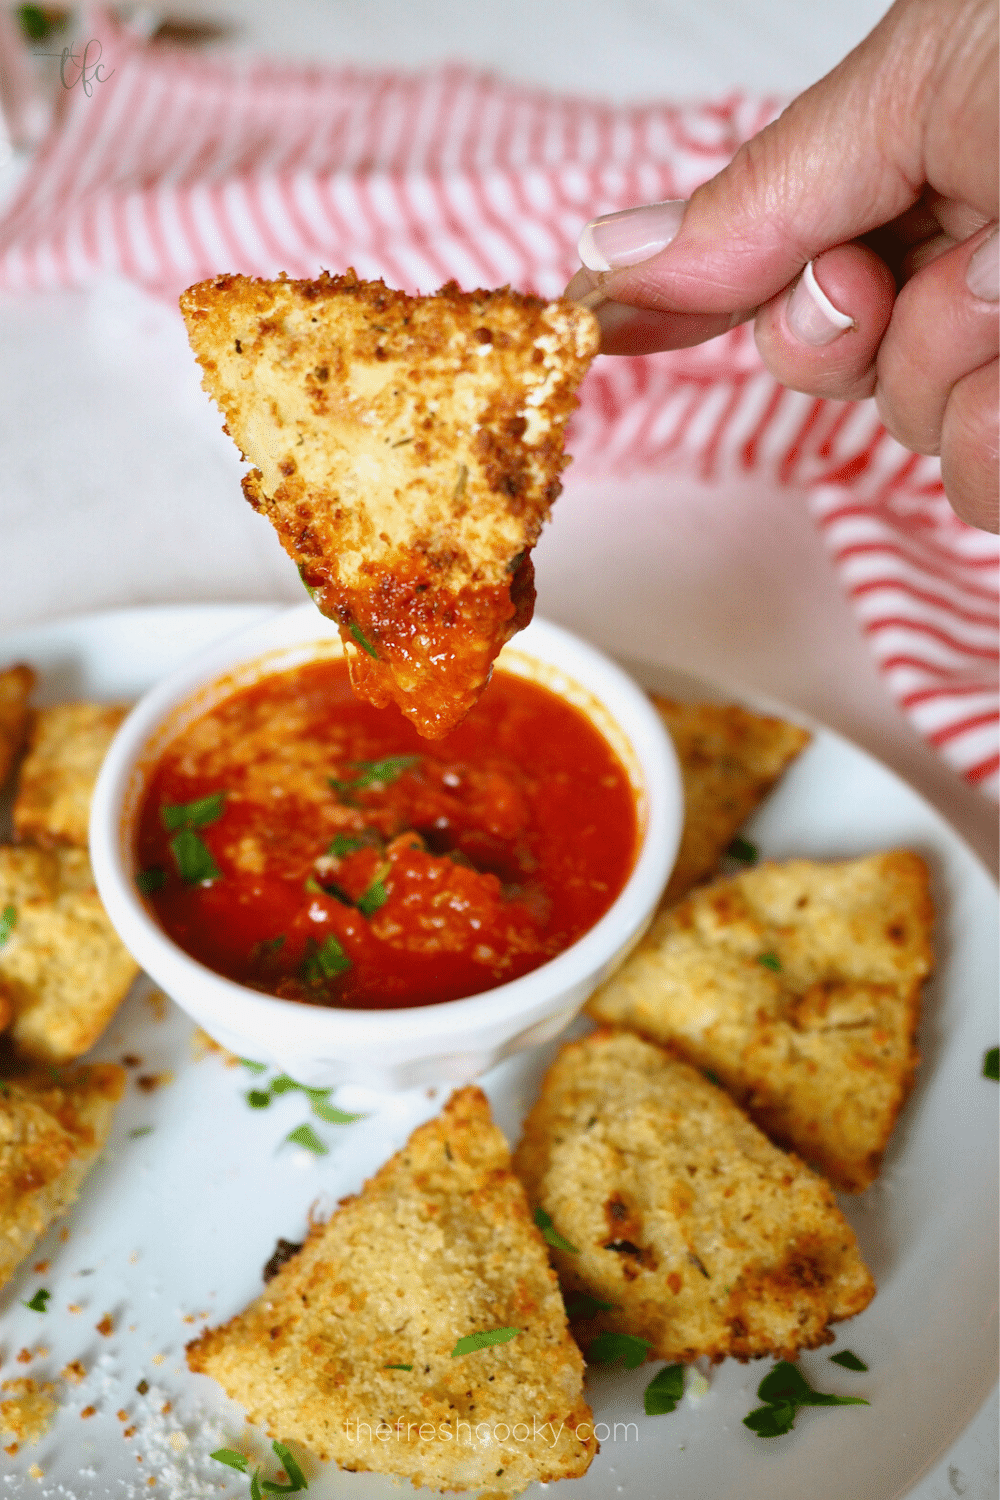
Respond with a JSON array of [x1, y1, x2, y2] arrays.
[[0, 665, 34, 792], [179, 271, 599, 738], [0, 1063, 125, 1288], [186, 1087, 596, 1495], [653, 697, 811, 907], [588, 853, 933, 1191], [0, 846, 140, 1063], [13, 703, 130, 848], [513, 1029, 875, 1365]]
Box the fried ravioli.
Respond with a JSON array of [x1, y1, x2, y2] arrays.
[[0, 1063, 125, 1289], [180, 271, 599, 738], [187, 1087, 596, 1495], [654, 697, 811, 907], [13, 703, 129, 848], [513, 1029, 875, 1364], [0, 846, 140, 1063], [0, 665, 34, 793], [588, 853, 933, 1191]]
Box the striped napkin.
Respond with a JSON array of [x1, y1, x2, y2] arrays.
[[2, 14, 996, 796]]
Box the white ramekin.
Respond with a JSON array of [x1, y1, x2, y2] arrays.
[[90, 604, 681, 1091]]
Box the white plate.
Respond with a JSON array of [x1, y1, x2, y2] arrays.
[[0, 605, 996, 1500]]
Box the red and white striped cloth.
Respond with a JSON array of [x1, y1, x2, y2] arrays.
[[2, 15, 996, 795]]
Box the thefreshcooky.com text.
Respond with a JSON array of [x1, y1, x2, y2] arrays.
[[343, 1417, 638, 1446]]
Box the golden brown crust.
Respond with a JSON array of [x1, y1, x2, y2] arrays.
[[180, 271, 599, 738], [187, 1087, 597, 1494], [0, 846, 140, 1063], [512, 1029, 875, 1365], [0, 1063, 125, 1289], [588, 853, 934, 1191], [0, 665, 35, 793], [13, 703, 129, 849], [653, 697, 811, 907]]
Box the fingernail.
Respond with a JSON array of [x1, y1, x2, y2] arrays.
[[578, 199, 687, 272], [786, 260, 854, 346], [966, 229, 999, 302]]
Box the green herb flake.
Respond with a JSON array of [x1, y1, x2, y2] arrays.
[[262, 1440, 308, 1493], [727, 836, 759, 864], [210, 1449, 250, 1473], [644, 1363, 685, 1415], [135, 868, 166, 896], [301, 935, 352, 985], [23, 1288, 50, 1313], [247, 1089, 272, 1109], [757, 951, 781, 972], [297, 564, 319, 601], [743, 1360, 868, 1438], [328, 833, 365, 857], [286, 1123, 328, 1155], [564, 1293, 617, 1319], [161, 790, 226, 831], [269, 1075, 299, 1095], [128, 1125, 154, 1139], [250, 1473, 264, 1500], [0, 904, 16, 947], [169, 828, 220, 884], [240, 1057, 269, 1074], [312, 1099, 365, 1125], [830, 1350, 868, 1371], [587, 1331, 651, 1369], [451, 1328, 521, 1357], [983, 1047, 999, 1081], [335, 755, 420, 794], [384, 1363, 413, 1371], [533, 1206, 579, 1254], [357, 864, 391, 917], [348, 623, 378, 659]]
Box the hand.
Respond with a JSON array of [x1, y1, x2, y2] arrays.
[[566, 0, 998, 531]]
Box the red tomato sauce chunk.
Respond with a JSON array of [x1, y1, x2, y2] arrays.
[[135, 658, 638, 1010]]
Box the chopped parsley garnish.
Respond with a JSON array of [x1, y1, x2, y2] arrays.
[[830, 1350, 868, 1371], [240, 1057, 269, 1074], [357, 863, 391, 917], [757, 951, 781, 972], [127, 1125, 154, 1138], [210, 1449, 249, 1473], [135, 867, 166, 895], [328, 832, 368, 857], [331, 756, 420, 798], [297, 563, 318, 601], [247, 1089, 272, 1109], [161, 790, 226, 831], [564, 1293, 616, 1319], [23, 1288, 50, 1312], [384, 1363, 413, 1371], [285, 1123, 328, 1155], [727, 836, 759, 864], [311, 1099, 365, 1124], [533, 1206, 579, 1253], [301, 935, 352, 985], [349, 622, 378, 658], [169, 828, 220, 884], [644, 1363, 685, 1415], [743, 1360, 868, 1437], [0, 904, 15, 947], [587, 1331, 651, 1369], [451, 1328, 521, 1357], [984, 1047, 999, 1081]]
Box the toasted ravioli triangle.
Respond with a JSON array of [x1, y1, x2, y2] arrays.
[[513, 1029, 875, 1364], [653, 696, 811, 907], [0, 1063, 125, 1289], [180, 271, 599, 738], [186, 1087, 597, 1495], [13, 702, 130, 849], [588, 853, 934, 1191], [0, 664, 34, 792]]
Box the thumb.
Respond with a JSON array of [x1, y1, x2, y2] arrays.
[[571, 0, 985, 337]]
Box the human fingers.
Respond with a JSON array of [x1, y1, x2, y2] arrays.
[[875, 227, 999, 454], [751, 243, 897, 402], [567, 0, 996, 354], [940, 359, 999, 532]]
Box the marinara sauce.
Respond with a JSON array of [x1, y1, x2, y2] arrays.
[[135, 658, 638, 1010]]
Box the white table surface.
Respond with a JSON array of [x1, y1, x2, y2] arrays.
[[0, 3, 995, 1496]]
